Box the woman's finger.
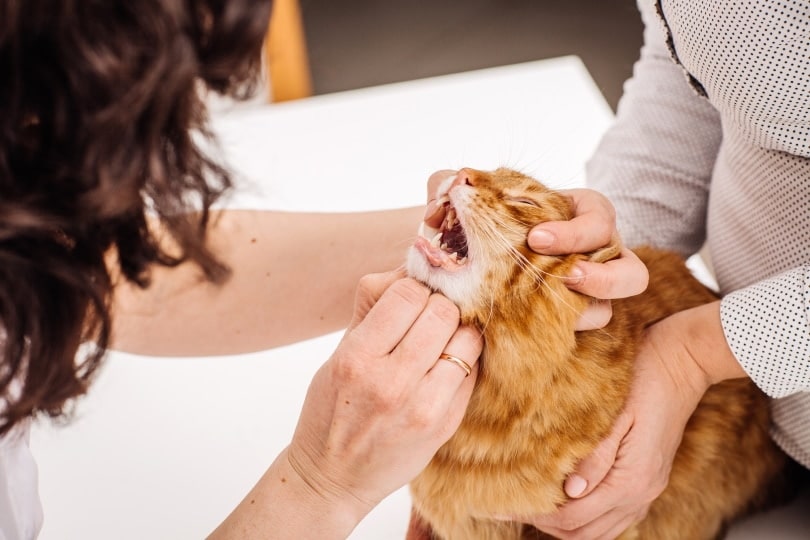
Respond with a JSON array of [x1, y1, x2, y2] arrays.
[[423, 325, 482, 385], [412, 324, 482, 443], [424, 170, 457, 228], [574, 299, 613, 331], [392, 292, 463, 375], [529, 505, 640, 540], [564, 410, 633, 499], [349, 276, 432, 355], [525, 476, 627, 534], [566, 248, 649, 299], [348, 268, 409, 330], [528, 189, 616, 254]]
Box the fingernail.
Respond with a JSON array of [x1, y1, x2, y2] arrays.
[[566, 264, 585, 285], [528, 229, 554, 250], [565, 475, 587, 497]]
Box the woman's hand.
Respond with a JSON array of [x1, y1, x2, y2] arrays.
[[286, 268, 483, 534], [517, 302, 741, 539], [425, 173, 648, 331], [528, 188, 649, 330]]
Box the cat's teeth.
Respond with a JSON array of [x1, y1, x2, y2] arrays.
[[437, 194, 450, 205], [449, 252, 458, 261], [430, 232, 442, 247], [441, 243, 449, 251], [457, 257, 467, 264]]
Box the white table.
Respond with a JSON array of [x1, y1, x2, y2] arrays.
[[31, 56, 809, 539]]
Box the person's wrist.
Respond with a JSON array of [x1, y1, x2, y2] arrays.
[[645, 311, 712, 414], [676, 301, 747, 386], [284, 446, 374, 539]]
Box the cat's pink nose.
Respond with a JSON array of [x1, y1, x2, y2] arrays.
[[454, 168, 475, 187]]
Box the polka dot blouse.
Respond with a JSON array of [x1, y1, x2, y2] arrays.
[[586, 0, 810, 467]]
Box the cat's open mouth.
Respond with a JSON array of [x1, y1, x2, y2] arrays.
[[413, 199, 469, 270]]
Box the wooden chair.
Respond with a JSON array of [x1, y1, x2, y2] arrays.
[[264, 0, 313, 102]]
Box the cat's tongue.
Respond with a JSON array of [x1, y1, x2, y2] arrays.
[[413, 235, 466, 271]]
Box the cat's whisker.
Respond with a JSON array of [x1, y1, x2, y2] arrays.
[[476, 218, 586, 321], [479, 218, 619, 340]]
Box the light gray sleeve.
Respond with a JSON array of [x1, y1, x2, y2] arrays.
[[720, 267, 810, 398], [587, 2, 810, 399], [585, 0, 722, 257]]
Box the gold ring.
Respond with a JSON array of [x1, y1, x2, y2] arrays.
[[438, 353, 472, 377]]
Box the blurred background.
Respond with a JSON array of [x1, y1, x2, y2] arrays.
[[299, 0, 644, 111]]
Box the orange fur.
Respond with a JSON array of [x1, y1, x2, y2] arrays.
[[405, 168, 795, 540]]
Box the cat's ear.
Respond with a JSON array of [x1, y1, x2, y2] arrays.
[[586, 234, 622, 264]]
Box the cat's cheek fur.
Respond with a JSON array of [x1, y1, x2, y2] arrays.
[[405, 247, 484, 313]]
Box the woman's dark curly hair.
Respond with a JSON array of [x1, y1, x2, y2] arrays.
[[0, 0, 273, 436]]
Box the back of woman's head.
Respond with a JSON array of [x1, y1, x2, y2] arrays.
[[0, 0, 273, 435]]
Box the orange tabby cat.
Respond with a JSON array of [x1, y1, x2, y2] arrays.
[[404, 167, 795, 540]]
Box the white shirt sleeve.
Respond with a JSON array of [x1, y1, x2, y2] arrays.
[[0, 421, 44, 540]]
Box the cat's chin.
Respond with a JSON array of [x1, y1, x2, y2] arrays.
[[405, 245, 480, 312]]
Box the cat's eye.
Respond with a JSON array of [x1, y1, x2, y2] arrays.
[[507, 197, 540, 207]]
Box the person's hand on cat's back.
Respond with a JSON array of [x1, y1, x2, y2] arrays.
[[283, 268, 483, 536], [526, 188, 649, 330], [518, 303, 736, 539]]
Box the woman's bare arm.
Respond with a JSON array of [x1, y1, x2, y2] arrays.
[[111, 207, 423, 356]]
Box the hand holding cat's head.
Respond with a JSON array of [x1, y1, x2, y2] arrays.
[[407, 168, 619, 326]]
